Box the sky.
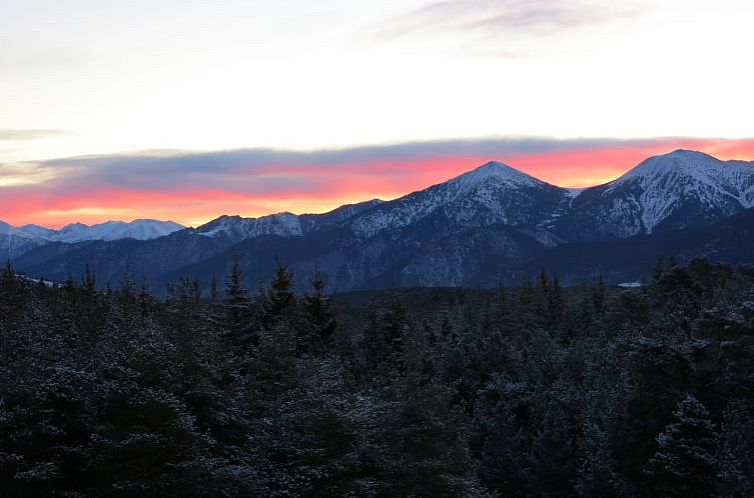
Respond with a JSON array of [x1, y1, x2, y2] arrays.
[[2, 0, 754, 228]]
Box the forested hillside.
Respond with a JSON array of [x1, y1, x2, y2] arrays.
[[1, 258, 753, 497]]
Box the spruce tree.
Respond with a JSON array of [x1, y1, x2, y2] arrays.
[[220, 255, 255, 350], [301, 271, 337, 352], [259, 260, 295, 328], [715, 400, 753, 498], [645, 394, 719, 497]]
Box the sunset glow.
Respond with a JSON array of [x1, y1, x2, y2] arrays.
[[2, 1, 754, 228], [0, 137, 751, 228]]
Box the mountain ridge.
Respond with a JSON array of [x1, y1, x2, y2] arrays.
[[8, 149, 754, 292], [0, 218, 185, 242]]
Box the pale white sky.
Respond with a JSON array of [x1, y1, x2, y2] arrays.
[[2, 0, 753, 164]]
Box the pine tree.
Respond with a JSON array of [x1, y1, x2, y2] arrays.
[[539, 269, 549, 291], [301, 271, 337, 352], [225, 254, 246, 304], [645, 394, 719, 497], [652, 257, 665, 284], [546, 275, 565, 330], [361, 292, 408, 376], [259, 260, 296, 328], [220, 255, 255, 350], [0, 261, 31, 327], [715, 400, 753, 498], [210, 274, 219, 302], [592, 274, 606, 316]]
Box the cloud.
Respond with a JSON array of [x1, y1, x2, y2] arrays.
[[1, 136, 752, 227], [0, 129, 68, 141], [370, 0, 639, 57], [28, 137, 646, 193]]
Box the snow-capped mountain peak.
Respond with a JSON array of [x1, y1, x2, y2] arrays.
[[617, 149, 721, 183], [348, 161, 565, 238], [612, 150, 754, 209], [562, 150, 754, 238], [450, 161, 543, 192]]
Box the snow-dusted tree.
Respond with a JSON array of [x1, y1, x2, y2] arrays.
[[258, 260, 296, 329], [360, 293, 408, 376], [645, 394, 718, 497], [715, 400, 753, 498], [219, 254, 256, 351], [300, 271, 337, 352]]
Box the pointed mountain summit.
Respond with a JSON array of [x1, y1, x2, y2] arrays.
[[450, 161, 544, 191], [349, 161, 565, 238]]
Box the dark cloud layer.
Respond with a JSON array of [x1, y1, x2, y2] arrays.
[[33, 136, 670, 191]]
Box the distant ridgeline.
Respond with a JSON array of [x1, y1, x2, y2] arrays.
[[4, 149, 754, 294], [0, 257, 753, 496]]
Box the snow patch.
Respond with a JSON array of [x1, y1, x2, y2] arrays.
[[618, 282, 642, 288]]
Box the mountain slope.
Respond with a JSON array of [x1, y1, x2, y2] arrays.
[[194, 199, 384, 243], [0, 233, 49, 262], [13, 229, 231, 288], [523, 206, 754, 283], [153, 220, 556, 293], [11, 200, 388, 288]]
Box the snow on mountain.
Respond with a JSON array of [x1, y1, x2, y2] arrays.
[[0, 219, 185, 244], [609, 150, 754, 232], [555, 150, 754, 240], [564, 188, 585, 200], [349, 161, 565, 238], [195, 199, 385, 242], [197, 212, 303, 241], [55, 222, 91, 242], [53, 219, 185, 242], [302, 199, 384, 228], [450, 161, 543, 191], [0, 222, 55, 239], [15, 224, 57, 239], [0, 222, 56, 260], [0, 233, 49, 261]]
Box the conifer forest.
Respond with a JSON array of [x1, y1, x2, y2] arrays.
[[1, 258, 752, 497]]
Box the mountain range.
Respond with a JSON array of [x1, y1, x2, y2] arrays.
[[0, 219, 185, 260], [7, 149, 754, 292]]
